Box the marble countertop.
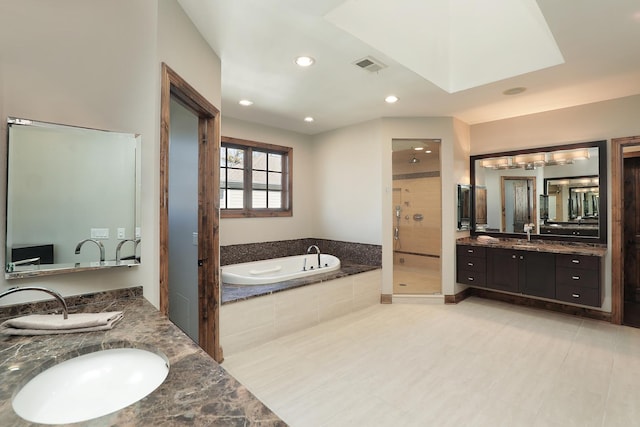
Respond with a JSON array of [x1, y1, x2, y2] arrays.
[[0, 288, 286, 426], [457, 236, 607, 257]]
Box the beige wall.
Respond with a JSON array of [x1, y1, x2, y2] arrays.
[[0, 0, 222, 308], [470, 94, 640, 312], [220, 117, 315, 246]]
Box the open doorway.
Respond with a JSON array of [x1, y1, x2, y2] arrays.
[[159, 64, 222, 361], [391, 139, 442, 295]]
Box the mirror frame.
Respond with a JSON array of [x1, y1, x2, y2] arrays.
[[5, 117, 141, 279], [470, 140, 607, 244]]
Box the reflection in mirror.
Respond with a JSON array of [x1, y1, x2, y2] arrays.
[[6, 118, 141, 278], [457, 184, 471, 230], [471, 140, 606, 243]]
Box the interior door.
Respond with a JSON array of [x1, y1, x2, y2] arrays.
[[501, 177, 536, 233], [624, 157, 640, 306]]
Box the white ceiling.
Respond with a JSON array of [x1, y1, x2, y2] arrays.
[[177, 0, 640, 135]]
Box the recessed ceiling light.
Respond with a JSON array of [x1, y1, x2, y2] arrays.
[[304, 116, 314, 122], [503, 87, 527, 96], [426, 150, 432, 154], [414, 147, 424, 151], [295, 56, 315, 67], [385, 95, 399, 103], [239, 99, 253, 106]]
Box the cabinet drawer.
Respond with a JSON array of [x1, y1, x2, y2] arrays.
[[555, 254, 600, 270], [457, 270, 486, 286], [556, 284, 600, 307], [456, 245, 486, 258], [556, 267, 599, 289], [457, 255, 486, 273]]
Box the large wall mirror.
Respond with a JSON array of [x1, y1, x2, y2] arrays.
[[5, 117, 141, 278], [470, 140, 607, 243]]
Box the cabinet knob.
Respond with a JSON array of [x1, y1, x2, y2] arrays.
[[512, 255, 516, 259], [572, 293, 580, 298], [468, 277, 474, 281], [572, 259, 580, 264], [467, 249, 474, 253], [572, 276, 580, 280], [467, 262, 474, 266], [520, 256, 524, 260]]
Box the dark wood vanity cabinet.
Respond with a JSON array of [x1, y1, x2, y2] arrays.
[[486, 248, 520, 293], [457, 244, 602, 307], [555, 254, 601, 307], [486, 249, 556, 297], [456, 245, 486, 286]]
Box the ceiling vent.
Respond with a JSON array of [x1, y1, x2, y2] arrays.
[[353, 56, 387, 73]]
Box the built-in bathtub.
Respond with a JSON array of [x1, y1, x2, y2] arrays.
[[221, 254, 340, 285]]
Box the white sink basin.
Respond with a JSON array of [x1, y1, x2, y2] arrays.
[[12, 347, 170, 425]]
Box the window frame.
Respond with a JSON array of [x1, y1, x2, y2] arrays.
[[220, 136, 292, 218]]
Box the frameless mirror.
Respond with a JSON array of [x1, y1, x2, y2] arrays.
[[5, 117, 141, 278], [471, 140, 606, 243], [457, 184, 471, 230]]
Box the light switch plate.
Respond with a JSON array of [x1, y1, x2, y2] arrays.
[[117, 228, 125, 239], [90, 228, 109, 239]]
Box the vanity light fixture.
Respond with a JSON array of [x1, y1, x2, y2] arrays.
[[481, 156, 513, 169], [385, 95, 399, 103], [425, 150, 432, 154], [295, 56, 315, 67], [304, 116, 314, 122], [239, 99, 253, 106], [414, 147, 424, 151]]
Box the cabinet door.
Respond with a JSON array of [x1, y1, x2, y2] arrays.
[[486, 248, 520, 293], [520, 252, 556, 299]]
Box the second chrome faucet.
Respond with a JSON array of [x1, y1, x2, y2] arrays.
[[75, 239, 105, 262]]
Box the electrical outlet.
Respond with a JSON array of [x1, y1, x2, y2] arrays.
[[117, 228, 126, 239], [90, 228, 109, 239], [192, 232, 198, 246], [135, 227, 141, 239]]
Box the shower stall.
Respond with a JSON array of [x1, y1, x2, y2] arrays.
[[392, 139, 442, 295]]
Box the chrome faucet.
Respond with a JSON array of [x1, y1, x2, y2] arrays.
[[523, 223, 534, 242], [75, 239, 105, 262], [115, 239, 140, 262], [307, 245, 321, 269], [0, 286, 68, 319]]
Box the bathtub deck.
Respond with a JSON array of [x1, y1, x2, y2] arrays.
[[222, 264, 379, 304]]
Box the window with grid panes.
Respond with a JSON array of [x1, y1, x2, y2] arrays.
[[220, 137, 292, 218]]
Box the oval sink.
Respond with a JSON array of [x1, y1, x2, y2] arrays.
[[12, 347, 169, 425]]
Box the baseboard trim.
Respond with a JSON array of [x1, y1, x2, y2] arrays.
[[380, 294, 393, 304], [470, 287, 612, 322], [444, 287, 473, 304]]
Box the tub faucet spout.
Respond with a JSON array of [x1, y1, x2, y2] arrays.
[[307, 245, 321, 269]]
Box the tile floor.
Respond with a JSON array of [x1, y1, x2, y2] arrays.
[[393, 264, 441, 295], [222, 297, 640, 427]]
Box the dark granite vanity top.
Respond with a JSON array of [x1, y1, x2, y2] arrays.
[[0, 288, 286, 426], [457, 236, 607, 257], [222, 263, 380, 304]]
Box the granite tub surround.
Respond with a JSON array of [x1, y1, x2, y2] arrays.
[[222, 264, 378, 304], [456, 236, 607, 256], [220, 238, 382, 267], [0, 288, 286, 426]]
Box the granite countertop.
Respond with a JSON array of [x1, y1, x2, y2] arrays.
[[0, 288, 286, 426], [456, 236, 607, 257], [222, 263, 380, 304]]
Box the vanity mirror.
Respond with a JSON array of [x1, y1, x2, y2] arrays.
[[457, 184, 471, 230], [5, 117, 141, 278], [470, 140, 607, 243]]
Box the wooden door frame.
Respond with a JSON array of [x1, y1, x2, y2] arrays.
[[611, 136, 640, 325], [500, 176, 537, 232], [160, 63, 222, 361]]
